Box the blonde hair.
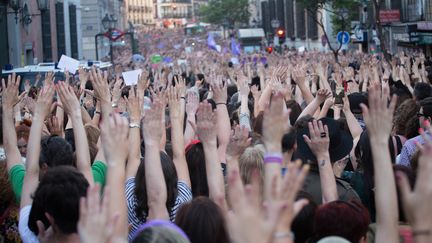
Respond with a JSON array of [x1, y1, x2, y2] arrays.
[[239, 145, 265, 185]]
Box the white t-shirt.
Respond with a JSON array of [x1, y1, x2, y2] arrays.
[[18, 205, 39, 243]]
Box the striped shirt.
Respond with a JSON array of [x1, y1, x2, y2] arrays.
[[125, 177, 192, 241]]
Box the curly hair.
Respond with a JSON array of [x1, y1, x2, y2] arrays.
[[393, 99, 420, 135]]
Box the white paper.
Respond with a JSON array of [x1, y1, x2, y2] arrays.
[[58, 55, 80, 74], [298, 46, 305, 53], [122, 69, 142, 86], [230, 57, 239, 65], [216, 45, 221, 53]]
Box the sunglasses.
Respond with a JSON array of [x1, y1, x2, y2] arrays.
[[417, 112, 429, 118]]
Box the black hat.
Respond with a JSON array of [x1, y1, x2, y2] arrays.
[[348, 92, 368, 114], [296, 117, 353, 163]]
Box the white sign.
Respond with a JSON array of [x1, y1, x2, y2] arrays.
[[58, 55, 80, 74], [122, 69, 142, 86]]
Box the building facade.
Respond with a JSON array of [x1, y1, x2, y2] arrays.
[[126, 0, 154, 26], [260, 0, 335, 51], [1, 0, 82, 69], [380, 0, 432, 55], [154, 0, 207, 27], [80, 0, 125, 61]]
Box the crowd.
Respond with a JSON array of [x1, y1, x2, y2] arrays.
[[2, 27, 432, 243]]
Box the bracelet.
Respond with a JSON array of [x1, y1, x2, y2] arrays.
[[180, 97, 186, 100], [216, 103, 226, 106], [112, 103, 118, 108], [413, 229, 432, 236], [264, 153, 283, 164], [273, 231, 294, 239], [95, 111, 101, 115], [129, 123, 141, 129]]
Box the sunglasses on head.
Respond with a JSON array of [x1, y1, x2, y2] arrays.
[[417, 112, 429, 118]]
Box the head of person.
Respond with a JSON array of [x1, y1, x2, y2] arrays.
[[39, 135, 74, 175], [175, 197, 229, 243], [0, 160, 15, 212], [135, 151, 178, 221], [239, 145, 264, 185], [132, 220, 190, 243], [185, 141, 209, 197], [413, 82, 432, 101], [28, 166, 89, 235], [295, 118, 353, 164], [393, 99, 420, 136], [418, 97, 432, 127], [313, 200, 370, 243], [16, 124, 30, 157], [84, 124, 100, 163], [286, 100, 302, 126], [291, 191, 317, 243]]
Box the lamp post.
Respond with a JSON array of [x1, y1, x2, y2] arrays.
[[102, 13, 118, 64]]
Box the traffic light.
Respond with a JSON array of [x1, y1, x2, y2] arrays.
[[276, 28, 286, 46], [266, 46, 273, 54]]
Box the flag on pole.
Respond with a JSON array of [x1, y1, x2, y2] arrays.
[[207, 33, 217, 51], [231, 37, 241, 56]]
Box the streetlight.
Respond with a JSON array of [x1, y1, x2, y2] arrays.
[[101, 13, 118, 63], [7, 0, 49, 24]]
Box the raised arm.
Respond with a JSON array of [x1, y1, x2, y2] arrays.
[[183, 91, 199, 146], [398, 123, 432, 243], [57, 82, 93, 186], [125, 88, 144, 179], [303, 120, 338, 203], [196, 101, 226, 206], [262, 94, 290, 200], [342, 96, 363, 140], [21, 84, 55, 208], [168, 86, 191, 186], [211, 77, 230, 164], [297, 89, 330, 121], [2, 74, 24, 171], [238, 75, 251, 131], [292, 69, 314, 104], [100, 113, 130, 239], [361, 84, 399, 243], [142, 96, 169, 220], [90, 67, 112, 122]]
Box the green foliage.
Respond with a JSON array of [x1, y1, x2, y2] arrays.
[[297, 0, 361, 35], [199, 0, 250, 26]]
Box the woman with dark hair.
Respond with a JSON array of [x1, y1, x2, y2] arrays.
[[124, 87, 192, 240], [175, 197, 229, 243], [185, 142, 209, 197], [313, 200, 371, 242]]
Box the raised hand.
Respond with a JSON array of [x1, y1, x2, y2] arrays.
[[211, 76, 227, 104], [226, 125, 251, 159], [137, 70, 150, 97], [303, 120, 330, 158], [195, 101, 217, 142], [226, 160, 309, 243], [56, 82, 81, 116], [262, 94, 290, 152], [125, 87, 143, 124], [90, 66, 111, 103], [78, 185, 119, 243], [34, 84, 55, 119], [47, 116, 64, 138], [101, 113, 130, 164], [360, 84, 397, 139], [111, 78, 124, 107], [174, 75, 187, 98], [1, 73, 25, 109], [315, 89, 331, 105], [142, 98, 164, 146], [43, 71, 55, 86], [251, 85, 261, 100], [168, 86, 181, 119], [238, 75, 250, 98], [186, 91, 199, 116], [398, 124, 432, 236], [78, 67, 89, 90]]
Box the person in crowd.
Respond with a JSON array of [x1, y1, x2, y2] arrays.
[[2, 26, 432, 243]]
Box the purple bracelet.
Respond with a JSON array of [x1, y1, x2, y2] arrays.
[[264, 156, 283, 164]]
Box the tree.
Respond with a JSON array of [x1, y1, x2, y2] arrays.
[[370, 0, 389, 58], [298, 0, 361, 61], [199, 0, 250, 27]]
